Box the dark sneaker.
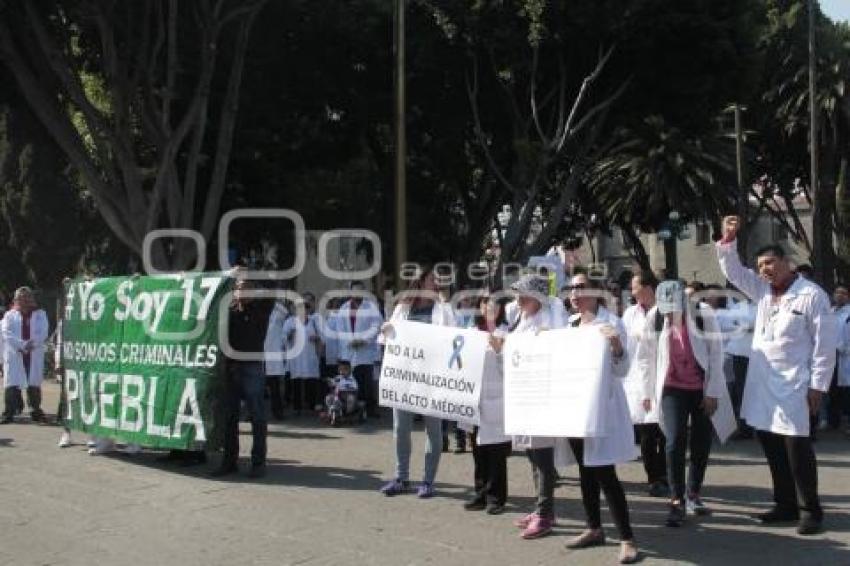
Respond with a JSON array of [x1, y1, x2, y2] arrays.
[[686, 494, 711, 516], [464, 498, 486, 511], [379, 478, 410, 496], [796, 516, 824, 535], [417, 482, 436, 499], [666, 501, 686, 527], [648, 481, 671, 498], [756, 507, 799, 523]]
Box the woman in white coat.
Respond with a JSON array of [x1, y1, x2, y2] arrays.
[[282, 292, 324, 414], [1, 287, 49, 423], [379, 266, 457, 499], [563, 274, 639, 565], [622, 271, 669, 497], [634, 279, 736, 527], [498, 274, 563, 540]]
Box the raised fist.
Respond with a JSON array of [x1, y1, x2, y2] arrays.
[[721, 215, 740, 242]]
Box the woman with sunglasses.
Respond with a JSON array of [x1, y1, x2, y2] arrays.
[[564, 273, 639, 564]]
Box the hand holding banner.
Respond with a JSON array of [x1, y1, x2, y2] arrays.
[[504, 327, 610, 438], [379, 321, 487, 425]]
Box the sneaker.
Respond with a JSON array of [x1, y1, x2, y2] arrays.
[[379, 478, 410, 496], [666, 501, 686, 527], [464, 498, 486, 511], [648, 481, 671, 498], [796, 516, 824, 535], [58, 431, 71, 448], [686, 494, 711, 516], [417, 482, 435, 499], [514, 512, 538, 529], [521, 515, 553, 539], [88, 439, 115, 455]]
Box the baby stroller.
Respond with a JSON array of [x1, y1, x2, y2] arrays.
[[323, 389, 367, 426]]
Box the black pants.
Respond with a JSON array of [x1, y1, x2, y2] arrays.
[[526, 447, 557, 517], [353, 364, 377, 415], [568, 438, 633, 540], [221, 362, 267, 467], [2, 387, 23, 419], [291, 379, 320, 412], [636, 423, 667, 485], [266, 376, 285, 418], [757, 430, 822, 520], [827, 366, 849, 428], [470, 430, 511, 506], [730, 355, 753, 432], [442, 420, 467, 449]]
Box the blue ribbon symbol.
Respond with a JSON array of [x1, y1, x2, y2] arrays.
[[448, 335, 465, 370]]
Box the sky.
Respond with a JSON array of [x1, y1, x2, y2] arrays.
[[822, 0, 850, 23]]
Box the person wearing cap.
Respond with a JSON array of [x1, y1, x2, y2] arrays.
[[492, 273, 563, 540], [622, 271, 669, 497], [716, 216, 837, 535], [563, 273, 639, 564], [634, 278, 735, 527], [379, 265, 458, 499], [1, 287, 50, 423]]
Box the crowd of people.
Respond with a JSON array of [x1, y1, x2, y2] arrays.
[[2, 215, 848, 564]]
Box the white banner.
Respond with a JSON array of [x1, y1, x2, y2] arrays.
[[378, 321, 487, 425], [504, 327, 609, 437]]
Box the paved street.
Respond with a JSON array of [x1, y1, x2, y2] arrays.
[[1, 381, 849, 566]]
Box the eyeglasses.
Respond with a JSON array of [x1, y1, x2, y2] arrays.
[[567, 283, 588, 290]]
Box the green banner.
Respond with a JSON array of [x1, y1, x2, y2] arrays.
[[61, 273, 233, 450]]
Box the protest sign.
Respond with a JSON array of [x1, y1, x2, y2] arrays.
[[61, 273, 232, 449], [379, 321, 487, 425], [504, 327, 609, 437]]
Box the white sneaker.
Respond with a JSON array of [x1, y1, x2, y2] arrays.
[[88, 438, 115, 455], [58, 431, 71, 448]]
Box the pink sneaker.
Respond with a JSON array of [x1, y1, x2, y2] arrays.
[[514, 512, 537, 529], [521, 515, 553, 539]]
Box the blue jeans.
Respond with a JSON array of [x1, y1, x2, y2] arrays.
[[393, 409, 442, 483], [661, 387, 712, 500], [223, 362, 267, 466]]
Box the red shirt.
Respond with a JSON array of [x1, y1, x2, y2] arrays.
[[665, 322, 703, 391]]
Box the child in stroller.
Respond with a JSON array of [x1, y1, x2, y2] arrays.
[[323, 360, 366, 426]]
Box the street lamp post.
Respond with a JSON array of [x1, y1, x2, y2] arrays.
[[657, 210, 690, 280]]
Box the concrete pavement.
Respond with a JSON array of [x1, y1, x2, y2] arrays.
[[1, 381, 849, 566]]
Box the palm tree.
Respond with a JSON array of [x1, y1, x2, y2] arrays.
[[587, 115, 738, 277]]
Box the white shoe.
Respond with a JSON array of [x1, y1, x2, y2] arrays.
[[88, 439, 115, 455], [58, 431, 71, 448]]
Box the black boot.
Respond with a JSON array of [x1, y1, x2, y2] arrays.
[[27, 387, 45, 422]]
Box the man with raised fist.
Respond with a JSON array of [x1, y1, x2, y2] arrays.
[[716, 216, 837, 535]]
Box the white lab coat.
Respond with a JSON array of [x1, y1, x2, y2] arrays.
[[335, 299, 383, 367], [622, 304, 659, 424], [282, 313, 323, 379], [383, 300, 458, 330], [634, 304, 737, 443], [717, 241, 837, 436], [466, 323, 512, 446], [263, 302, 289, 376], [2, 309, 49, 388], [562, 307, 638, 467], [834, 305, 850, 386]]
